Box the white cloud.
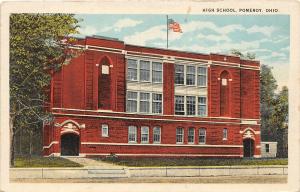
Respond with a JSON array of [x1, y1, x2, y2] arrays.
[[246, 25, 276, 37], [197, 33, 231, 42], [123, 25, 182, 46], [79, 25, 98, 36], [100, 18, 143, 32]]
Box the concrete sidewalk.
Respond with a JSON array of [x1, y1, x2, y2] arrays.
[[10, 165, 288, 179]]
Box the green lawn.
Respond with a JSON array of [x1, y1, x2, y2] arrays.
[[14, 156, 83, 168], [101, 157, 288, 167]]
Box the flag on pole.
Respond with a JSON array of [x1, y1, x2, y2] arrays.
[[168, 18, 183, 33]]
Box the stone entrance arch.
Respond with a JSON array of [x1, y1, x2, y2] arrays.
[[243, 138, 254, 157], [242, 128, 256, 158], [61, 133, 79, 156]]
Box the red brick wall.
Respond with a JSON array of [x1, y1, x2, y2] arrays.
[[209, 65, 241, 118], [241, 69, 260, 119], [163, 62, 174, 115]]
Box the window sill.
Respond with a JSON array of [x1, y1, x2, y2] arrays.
[[102, 135, 109, 138]]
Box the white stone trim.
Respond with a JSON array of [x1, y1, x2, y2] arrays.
[[51, 107, 260, 120], [70, 44, 260, 71], [81, 142, 242, 148], [53, 112, 260, 126], [43, 141, 59, 149]]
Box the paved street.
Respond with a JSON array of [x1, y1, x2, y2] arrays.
[[11, 175, 287, 183]]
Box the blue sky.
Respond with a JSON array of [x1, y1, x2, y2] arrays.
[[75, 14, 290, 90]]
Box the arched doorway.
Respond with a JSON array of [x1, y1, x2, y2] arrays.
[[243, 138, 254, 157], [61, 133, 79, 156]]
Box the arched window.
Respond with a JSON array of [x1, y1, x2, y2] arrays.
[[98, 57, 111, 109], [220, 71, 230, 116]]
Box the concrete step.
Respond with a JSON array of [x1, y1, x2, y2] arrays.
[[87, 168, 129, 178], [88, 169, 126, 174]]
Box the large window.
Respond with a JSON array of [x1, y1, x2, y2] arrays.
[[101, 124, 109, 137], [153, 126, 161, 143], [199, 128, 206, 144], [141, 126, 149, 143], [126, 92, 138, 112], [140, 60, 150, 82], [176, 128, 184, 143], [127, 59, 163, 83], [140, 92, 150, 113], [127, 59, 138, 81], [197, 67, 207, 86], [223, 128, 228, 140], [188, 128, 195, 144], [175, 65, 184, 84], [186, 96, 196, 115], [175, 96, 185, 115], [186, 66, 196, 85], [152, 62, 162, 83], [152, 93, 162, 114], [198, 97, 207, 116], [128, 126, 137, 143]]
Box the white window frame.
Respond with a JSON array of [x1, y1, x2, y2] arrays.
[[223, 128, 228, 140], [127, 59, 138, 81], [197, 96, 207, 117], [197, 66, 207, 87], [153, 126, 161, 143], [175, 64, 185, 85], [139, 92, 150, 113], [152, 93, 163, 114], [175, 95, 185, 115], [199, 128, 206, 144], [186, 96, 196, 116], [139, 60, 151, 82], [141, 126, 149, 143], [188, 127, 195, 144], [101, 124, 109, 137], [128, 126, 137, 143], [176, 127, 184, 144], [186, 65, 196, 86], [152, 62, 163, 83], [126, 58, 163, 84], [126, 91, 138, 112]]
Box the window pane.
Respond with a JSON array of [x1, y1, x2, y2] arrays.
[[223, 128, 227, 140], [140, 60, 150, 81], [126, 92, 137, 112], [140, 93, 150, 113], [141, 126, 149, 143], [175, 96, 185, 115], [188, 128, 195, 143], [128, 59, 137, 68], [152, 93, 162, 114], [153, 127, 161, 143], [187, 96, 196, 115], [198, 97, 207, 116], [197, 67, 207, 86], [175, 65, 184, 84], [176, 128, 184, 143], [186, 66, 195, 85], [199, 128, 206, 144], [127, 59, 138, 80], [102, 124, 109, 137], [128, 126, 137, 142], [153, 62, 163, 83]]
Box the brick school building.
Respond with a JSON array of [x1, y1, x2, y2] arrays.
[[43, 36, 261, 158]]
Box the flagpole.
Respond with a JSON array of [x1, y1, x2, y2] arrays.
[[166, 15, 168, 49]]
